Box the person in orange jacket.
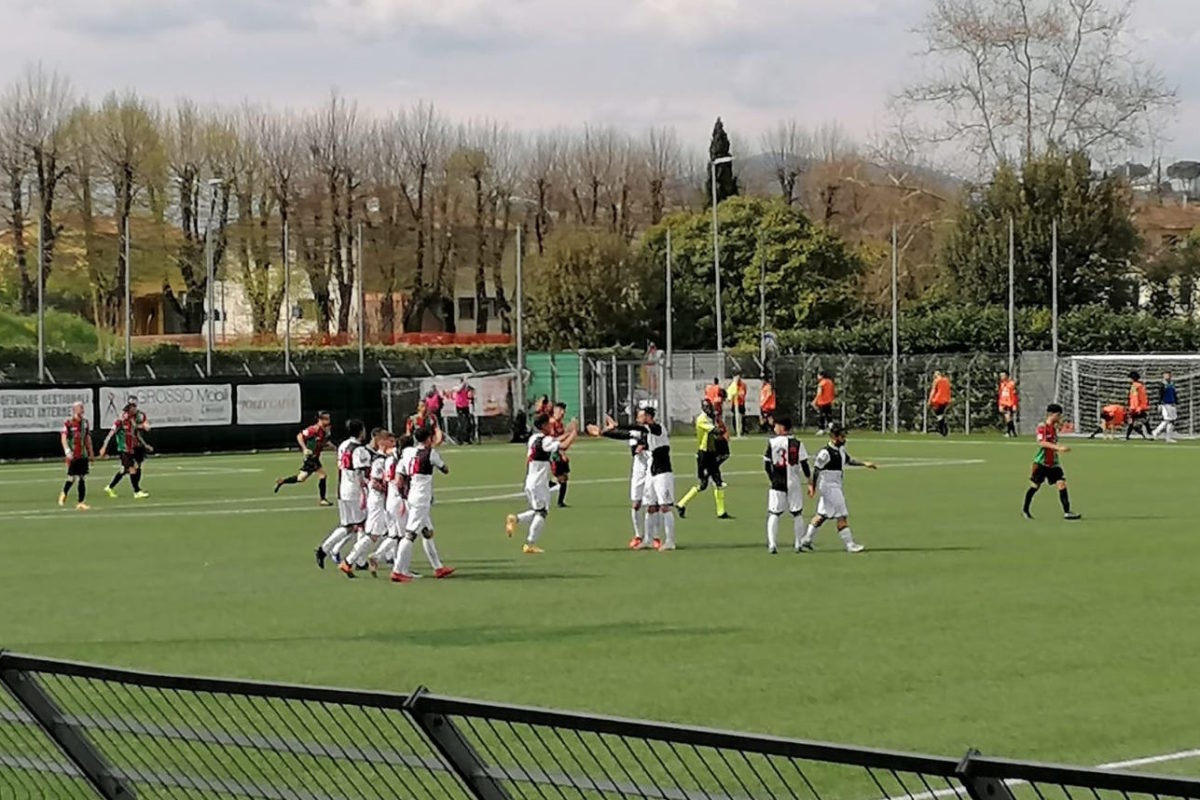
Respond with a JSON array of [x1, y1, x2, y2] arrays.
[[1089, 403, 1127, 440], [997, 372, 1019, 437], [929, 370, 952, 437], [759, 379, 777, 432], [811, 371, 836, 433], [1125, 371, 1151, 440]]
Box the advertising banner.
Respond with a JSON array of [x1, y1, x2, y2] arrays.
[[237, 383, 302, 425], [98, 384, 233, 428], [0, 388, 94, 434]]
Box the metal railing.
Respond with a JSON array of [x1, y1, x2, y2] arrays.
[[2, 651, 1198, 800]]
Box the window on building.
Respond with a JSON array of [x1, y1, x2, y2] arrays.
[[458, 297, 476, 320]]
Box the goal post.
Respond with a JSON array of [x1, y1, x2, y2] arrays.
[[1055, 354, 1200, 437]]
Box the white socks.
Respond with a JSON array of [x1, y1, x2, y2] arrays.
[[527, 514, 546, 544], [802, 523, 818, 546], [345, 533, 375, 567], [392, 538, 415, 576], [661, 513, 675, 548], [1154, 421, 1176, 441], [644, 511, 659, 544], [422, 537, 443, 570], [793, 516, 805, 549], [372, 537, 398, 563], [517, 510, 537, 525], [631, 508, 642, 540], [321, 526, 350, 556], [838, 526, 857, 550], [766, 514, 780, 550]]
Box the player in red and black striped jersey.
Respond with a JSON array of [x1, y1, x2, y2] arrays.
[[274, 411, 333, 505], [1022, 404, 1081, 521], [59, 401, 95, 510], [405, 399, 443, 447], [101, 400, 149, 499], [548, 402, 572, 507]]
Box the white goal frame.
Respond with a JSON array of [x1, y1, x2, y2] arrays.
[[1057, 354, 1200, 438]]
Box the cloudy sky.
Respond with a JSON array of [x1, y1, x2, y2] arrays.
[[5, 0, 1199, 161]]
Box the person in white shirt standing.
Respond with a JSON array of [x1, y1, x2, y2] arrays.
[[596, 406, 676, 551], [315, 420, 370, 569], [506, 412, 579, 553], [390, 427, 455, 583], [340, 430, 395, 577], [592, 407, 654, 549], [763, 417, 811, 554], [369, 433, 413, 575], [799, 424, 876, 554]]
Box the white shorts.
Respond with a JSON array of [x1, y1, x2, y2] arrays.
[[366, 502, 389, 537], [646, 472, 675, 507], [406, 504, 433, 535], [1161, 404, 1178, 422], [816, 487, 848, 520], [385, 497, 406, 537], [768, 485, 805, 516], [630, 460, 650, 504], [338, 499, 366, 527], [525, 482, 550, 512]]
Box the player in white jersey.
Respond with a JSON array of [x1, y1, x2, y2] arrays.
[[590, 407, 655, 548], [314, 420, 369, 569], [390, 426, 455, 583], [798, 424, 876, 554], [598, 406, 676, 550], [340, 430, 395, 577], [368, 434, 413, 575], [763, 417, 811, 554], [506, 412, 579, 553]]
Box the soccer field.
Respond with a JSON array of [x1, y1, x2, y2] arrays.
[[1, 433, 1198, 775]]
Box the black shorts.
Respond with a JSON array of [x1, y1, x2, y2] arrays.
[[67, 457, 90, 477], [817, 403, 833, 418], [300, 456, 323, 475], [733, 403, 746, 415], [133, 445, 147, 464], [932, 403, 949, 416], [119, 452, 137, 471], [696, 452, 725, 486], [1129, 410, 1148, 422], [551, 457, 570, 478], [999, 405, 1016, 414], [1030, 464, 1065, 485]]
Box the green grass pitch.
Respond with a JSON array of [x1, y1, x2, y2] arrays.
[[1, 432, 1198, 774]]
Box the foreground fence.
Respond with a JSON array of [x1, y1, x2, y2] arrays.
[[2, 652, 1198, 800]]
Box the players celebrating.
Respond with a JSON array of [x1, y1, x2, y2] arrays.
[[315, 419, 370, 569], [506, 413, 579, 553], [676, 399, 731, 520], [799, 424, 875, 554], [763, 417, 810, 554], [390, 426, 455, 583], [549, 403, 572, 508], [59, 401, 94, 510], [1023, 404, 1082, 521], [101, 400, 150, 500], [276, 411, 333, 505]]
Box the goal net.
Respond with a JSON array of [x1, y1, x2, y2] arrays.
[[1055, 355, 1200, 437]]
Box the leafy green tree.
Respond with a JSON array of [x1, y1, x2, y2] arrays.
[[704, 117, 738, 206], [524, 227, 651, 350], [1143, 229, 1200, 317], [641, 197, 866, 350], [940, 151, 1141, 312]]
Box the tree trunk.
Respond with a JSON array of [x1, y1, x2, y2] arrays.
[[8, 173, 30, 314], [473, 171, 487, 334]]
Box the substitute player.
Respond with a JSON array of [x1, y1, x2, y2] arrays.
[[506, 413, 579, 553], [759, 379, 776, 432], [314, 419, 370, 569], [1088, 403, 1127, 440], [549, 402, 572, 507], [998, 372, 1019, 437], [59, 401, 94, 510], [1023, 404, 1082, 520], [1152, 371, 1178, 443], [812, 371, 835, 433], [100, 401, 149, 499], [798, 424, 875, 554], [1125, 372, 1151, 440], [275, 411, 333, 505], [929, 371, 952, 437], [728, 372, 748, 437], [764, 417, 810, 554], [676, 399, 731, 520], [390, 426, 455, 583]]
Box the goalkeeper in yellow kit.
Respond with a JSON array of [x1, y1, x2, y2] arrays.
[[676, 399, 732, 520]]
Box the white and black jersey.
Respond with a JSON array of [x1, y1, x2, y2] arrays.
[[644, 423, 673, 475], [812, 444, 862, 490], [404, 446, 446, 509], [764, 435, 810, 491]]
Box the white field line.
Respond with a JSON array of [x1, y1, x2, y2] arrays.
[[0, 466, 263, 485], [875, 749, 1200, 800], [0, 458, 986, 522]]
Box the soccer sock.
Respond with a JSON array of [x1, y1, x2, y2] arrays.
[[766, 514, 779, 550], [1125, 423, 1135, 440], [321, 526, 349, 554], [346, 534, 374, 567], [714, 487, 726, 516], [130, 472, 142, 492], [661, 513, 676, 547], [1023, 487, 1038, 513], [838, 526, 856, 550], [527, 515, 546, 544], [793, 516, 805, 549], [280, 475, 299, 486], [372, 537, 397, 562], [644, 511, 659, 543], [558, 482, 568, 505], [1153, 421, 1166, 438], [62, 480, 73, 496], [1167, 422, 1176, 440], [392, 538, 414, 576], [77, 479, 86, 503], [1058, 488, 1071, 514], [318, 477, 328, 500], [678, 486, 700, 508], [109, 471, 124, 489], [1007, 420, 1017, 436], [517, 510, 537, 525], [630, 508, 642, 540], [803, 523, 819, 546], [421, 538, 443, 569]]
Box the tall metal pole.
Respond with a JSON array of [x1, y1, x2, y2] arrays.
[[891, 223, 899, 433], [515, 225, 525, 414], [666, 229, 673, 379], [710, 161, 725, 380], [36, 193, 45, 383], [205, 206, 214, 377], [283, 220, 291, 375], [1008, 215, 1015, 376], [124, 216, 132, 379], [1051, 218, 1059, 362], [758, 236, 766, 366], [357, 221, 365, 374]]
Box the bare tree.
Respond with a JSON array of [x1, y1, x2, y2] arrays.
[[900, 0, 1176, 170], [260, 106, 303, 335], [395, 102, 449, 332], [646, 126, 681, 224], [761, 121, 814, 206], [526, 131, 561, 254], [0, 78, 32, 312]]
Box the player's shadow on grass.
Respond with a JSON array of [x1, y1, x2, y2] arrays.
[[572, 542, 762, 554], [455, 568, 597, 582], [369, 621, 735, 648], [851, 546, 982, 554]]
